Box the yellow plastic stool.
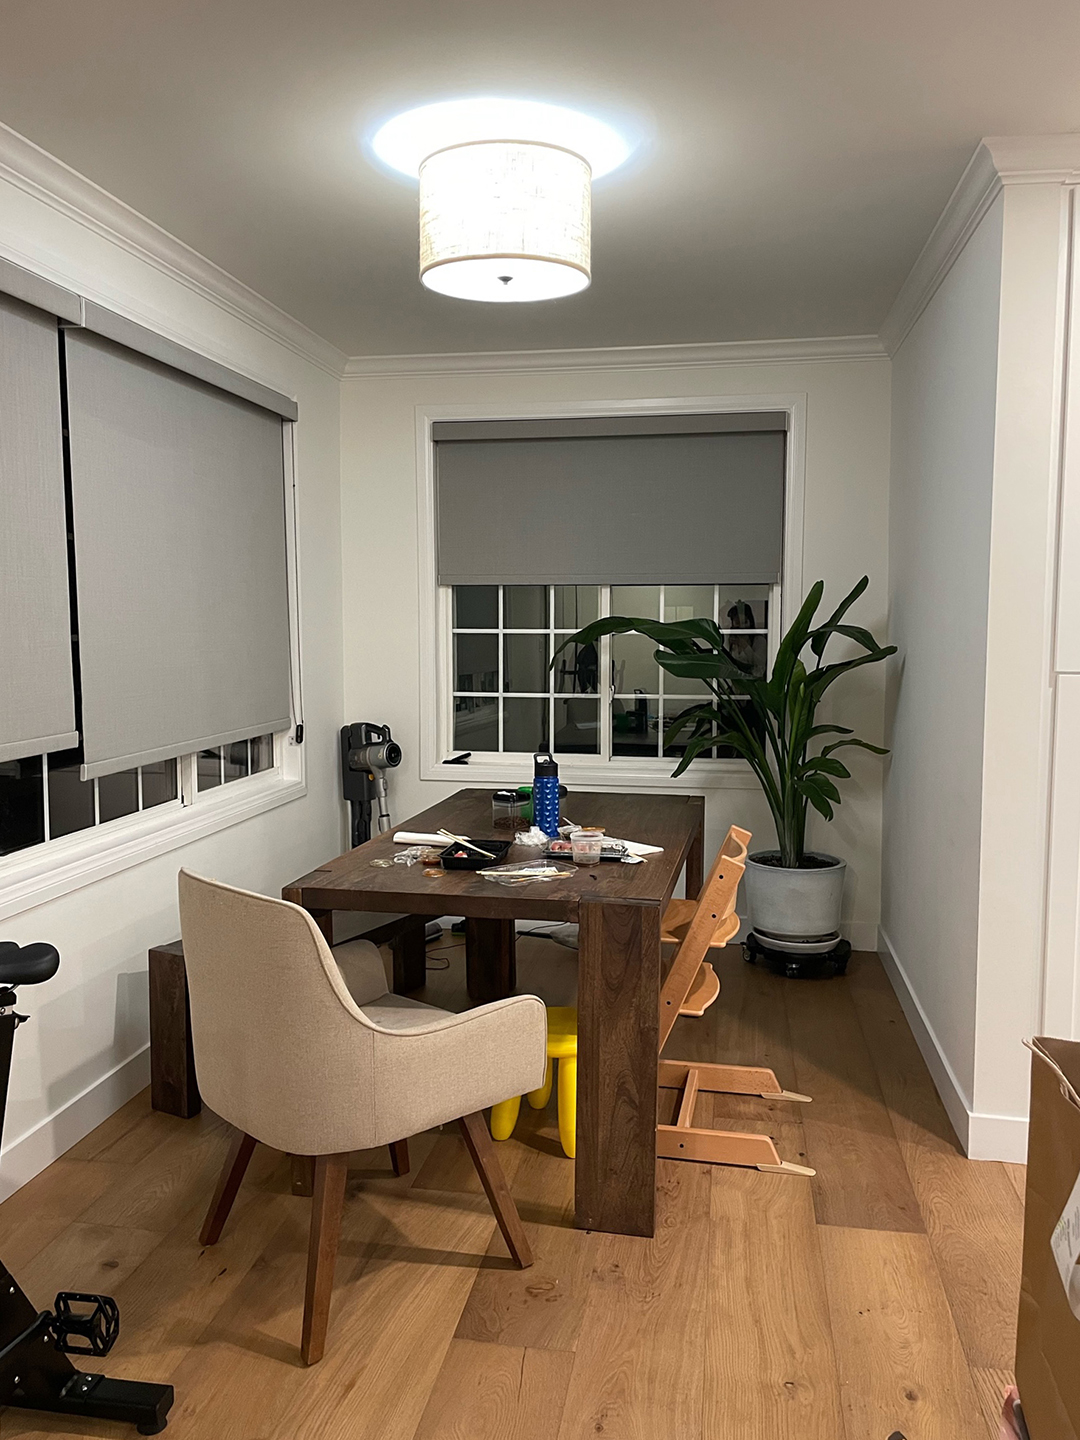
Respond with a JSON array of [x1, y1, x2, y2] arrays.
[[490, 1006, 577, 1159]]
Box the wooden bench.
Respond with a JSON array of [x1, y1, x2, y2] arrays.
[[149, 913, 430, 1118]]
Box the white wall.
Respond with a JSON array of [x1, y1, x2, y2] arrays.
[[882, 193, 1003, 1126], [882, 173, 1070, 1161], [340, 355, 891, 946], [0, 169, 344, 1197]]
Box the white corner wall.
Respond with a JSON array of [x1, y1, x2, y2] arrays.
[[0, 172, 345, 1198], [340, 355, 891, 947], [881, 193, 1003, 1145], [883, 173, 1070, 1162]]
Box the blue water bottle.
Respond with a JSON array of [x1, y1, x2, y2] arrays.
[[533, 752, 561, 838]]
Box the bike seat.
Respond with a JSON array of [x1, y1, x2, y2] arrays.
[[0, 941, 60, 988]]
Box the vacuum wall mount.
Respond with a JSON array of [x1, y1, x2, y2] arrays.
[[341, 722, 401, 847]]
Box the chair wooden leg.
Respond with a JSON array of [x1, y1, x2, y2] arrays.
[[389, 1139, 410, 1176], [300, 1152, 349, 1366], [199, 1129, 257, 1246], [458, 1112, 533, 1268]]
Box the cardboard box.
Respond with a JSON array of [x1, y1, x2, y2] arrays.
[[1016, 1037, 1080, 1439]]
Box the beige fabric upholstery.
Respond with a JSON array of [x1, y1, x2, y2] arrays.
[[177, 869, 547, 1155]]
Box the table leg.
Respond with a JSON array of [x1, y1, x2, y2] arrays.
[[575, 897, 661, 1237], [391, 920, 427, 994], [685, 817, 705, 901], [464, 919, 517, 1004]]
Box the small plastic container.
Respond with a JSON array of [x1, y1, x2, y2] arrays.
[[440, 839, 514, 871], [570, 828, 604, 866], [492, 790, 531, 832]]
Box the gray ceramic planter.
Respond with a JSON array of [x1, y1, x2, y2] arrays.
[[743, 850, 846, 947]]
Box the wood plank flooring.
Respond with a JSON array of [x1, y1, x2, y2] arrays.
[[0, 940, 1022, 1439]]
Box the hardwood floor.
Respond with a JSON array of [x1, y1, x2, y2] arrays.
[[0, 940, 1022, 1439]]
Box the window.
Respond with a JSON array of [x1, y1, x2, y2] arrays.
[[197, 734, 276, 791], [0, 732, 281, 858], [450, 583, 774, 763]]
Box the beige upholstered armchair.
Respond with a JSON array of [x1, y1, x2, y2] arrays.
[[177, 869, 547, 1364]]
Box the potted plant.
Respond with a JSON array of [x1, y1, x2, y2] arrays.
[[556, 577, 895, 975]]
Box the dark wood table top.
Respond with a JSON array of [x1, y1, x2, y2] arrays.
[[283, 789, 704, 922]]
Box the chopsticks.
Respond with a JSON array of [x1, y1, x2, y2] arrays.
[[437, 829, 497, 860]]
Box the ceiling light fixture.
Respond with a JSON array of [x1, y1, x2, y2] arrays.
[[371, 98, 631, 304]]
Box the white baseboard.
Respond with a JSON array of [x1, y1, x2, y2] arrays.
[[965, 1110, 1030, 1165], [0, 1045, 150, 1201], [876, 927, 1029, 1163]]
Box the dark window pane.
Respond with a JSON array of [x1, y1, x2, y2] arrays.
[[454, 586, 499, 629], [98, 769, 138, 824], [223, 741, 250, 783], [554, 640, 599, 695], [504, 634, 549, 693], [141, 758, 178, 808], [454, 696, 498, 752], [553, 585, 598, 630], [48, 753, 95, 838], [612, 696, 659, 757], [718, 585, 769, 631], [0, 756, 44, 855], [504, 585, 547, 628], [611, 632, 658, 693], [250, 735, 274, 774], [664, 585, 714, 622], [554, 697, 600, 754], [663, 701, 713, 759], [503, 698, 548, 753], [197, 749, 222, 790], [455, 633, 498, 691], [611, 585, 659, 620]]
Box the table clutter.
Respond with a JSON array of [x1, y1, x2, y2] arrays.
[[390, 798, 664, 875]]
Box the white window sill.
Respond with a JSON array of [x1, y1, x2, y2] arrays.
[[421, 755, 761, 792], [0, 769, 306, 923]]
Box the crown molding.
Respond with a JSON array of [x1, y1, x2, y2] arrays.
[[880, 133, 1080, 356], [0, 122, 347, 379], [342, 333, 886, 378]]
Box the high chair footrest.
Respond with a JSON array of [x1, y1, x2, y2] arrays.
[[678, 962, 720, 1017]]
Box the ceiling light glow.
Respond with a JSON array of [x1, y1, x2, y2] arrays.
[[371, 97, 631, 180]]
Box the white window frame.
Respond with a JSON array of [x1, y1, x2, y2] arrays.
[[0, 421, 307, 923], [416, 392, 807, 791]]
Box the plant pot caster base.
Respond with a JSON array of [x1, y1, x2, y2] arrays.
[[743, 931, 851, 979]]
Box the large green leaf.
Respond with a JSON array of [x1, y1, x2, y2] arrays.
[[809, 576, 869, 657], [656, 649, 751, 682], [820, 737, 889, 758]]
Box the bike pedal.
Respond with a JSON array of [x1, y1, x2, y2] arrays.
[[52, 1292, 120, 1357]]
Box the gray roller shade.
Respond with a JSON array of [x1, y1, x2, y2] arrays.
[[65, 330, 293, 780], [80, 301, 298, 422], [435, 417, 787, 586], [0, 293, 78, 763], [0, 256, 82, 327]]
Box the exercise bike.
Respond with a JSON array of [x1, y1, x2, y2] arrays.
[[0, 939, 173, 1434]]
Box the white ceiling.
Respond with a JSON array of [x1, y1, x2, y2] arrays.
[[3, 0, 1079, 358]]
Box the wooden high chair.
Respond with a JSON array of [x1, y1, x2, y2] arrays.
[[656, 825, 815, 1176]]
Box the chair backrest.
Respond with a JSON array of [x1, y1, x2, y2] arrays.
[[177, 869, 383, 1154], [658, 825, 751, 1050]]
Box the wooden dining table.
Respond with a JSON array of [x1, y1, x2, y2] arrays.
[[282, 788, 704, 1238]]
